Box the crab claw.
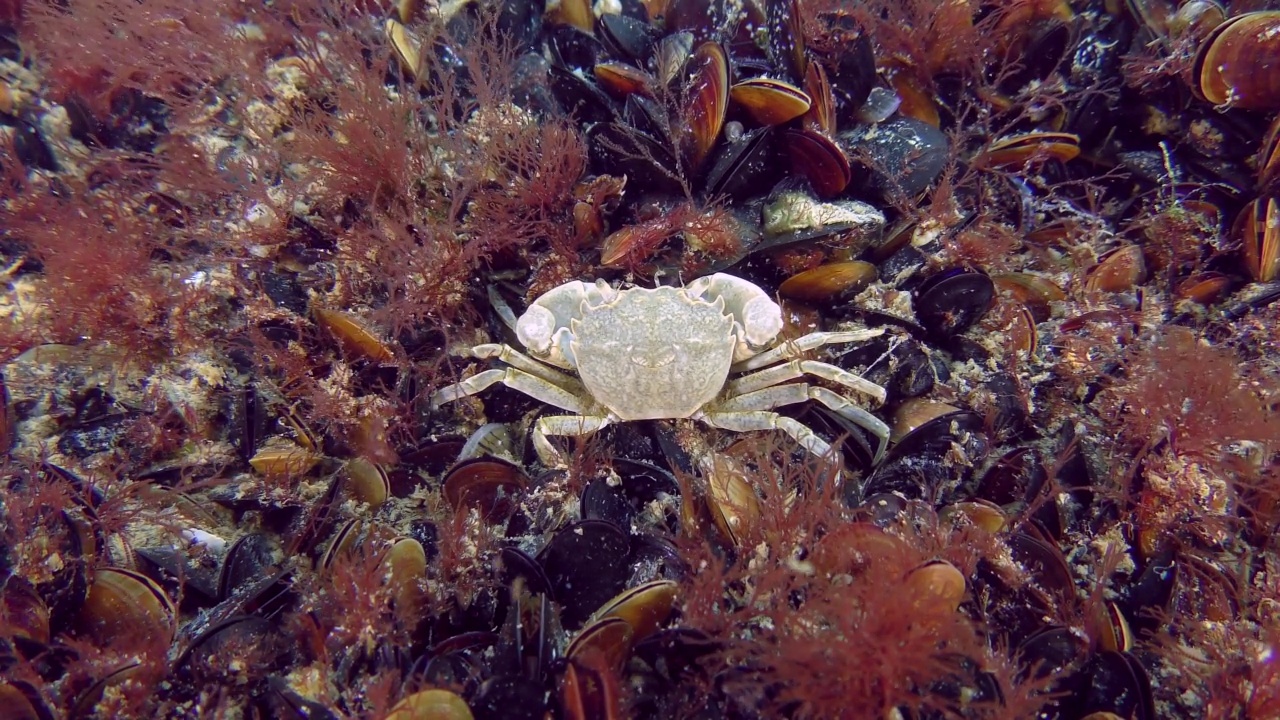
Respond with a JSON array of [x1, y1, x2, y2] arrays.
[[687, 273, 783, 362]]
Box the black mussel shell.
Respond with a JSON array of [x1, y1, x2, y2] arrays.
[[13, 121, 58, 172], [810, 11, 876, 124], [703, 126, 777, 200], [859, 407, 986, 502], [1074, 651, 1155, 720], [915, 269, 996, 339], [840, 116, 949, 200], [550, 64, 617, 123], [217, 530, 275, 597], [581, 476, 634, 529], [1016, 624, 1088, 681], [623, 94, 673, 145], [586, 122, 683, 195], [538, 520, 632, 630], [1007, 532, 1076, 612], [471, 675, 549, 720], [975, 446, 1047, 507], [179, 615, 286, 685], [836, 333, 938, 402], [1118, 547, 1176, 633], [598, 12, 658, 64], [978, 371, 1030, 441], [500, 547, 552, 596], [628, 534, 689, 584], [545, 24, 605, 72]]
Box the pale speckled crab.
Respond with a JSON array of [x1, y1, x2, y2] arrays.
[[430, 273, 890, 466]]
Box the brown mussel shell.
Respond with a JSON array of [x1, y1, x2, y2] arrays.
[[975, 132, 1081, 169], [679, 41, 729, 171], [1236, 196, 1279, 283], [79, 566, 177, 646], [782, 127, 851, 198], [590, 579, 679, 643], [342, 456, 391, 508], [730, 77, 812, 126], [1193, 11, 1280, 109], [1085, 244, 1147, 293], [442, 457, 530, 522], [777, 260, 876, 302], [385, 689, 475, 720], [313, 306, 395, 363], [902, 560, 966, 614]]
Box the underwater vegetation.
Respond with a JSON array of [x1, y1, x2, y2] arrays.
[[0, 0, 1278, 718]]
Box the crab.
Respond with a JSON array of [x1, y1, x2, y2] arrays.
[[430, 273, 890, 466]]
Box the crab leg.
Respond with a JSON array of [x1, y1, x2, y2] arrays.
[[807, 386, 889, 464], [533, 415, 614, 468], [725, 359, 887, 406], [699, 410, 835, 458], [731, 328, 884, 372], [714, 384, 890, 464], [430, 367, 597, 414], [469, 344, 582, 388]]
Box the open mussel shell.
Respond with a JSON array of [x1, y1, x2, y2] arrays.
[[248, 438, 322, 479], [593, 61, 654, 98], [1260, 113, 1280, 191], [1192, 11, 1280, 110], [889, 398, 966, 446], [78, 566, 177, 646], [442, 457, 530, 522], [915, 269, 995, 339], [385, 18, 422, 82], [1175, 271, 1234, 305], [778, 260, 877, 302], [313, 306, 395, 363], [705, 457, 762, 547], [940, 499, 1008, 534], [992, 272, 1065, 322]]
